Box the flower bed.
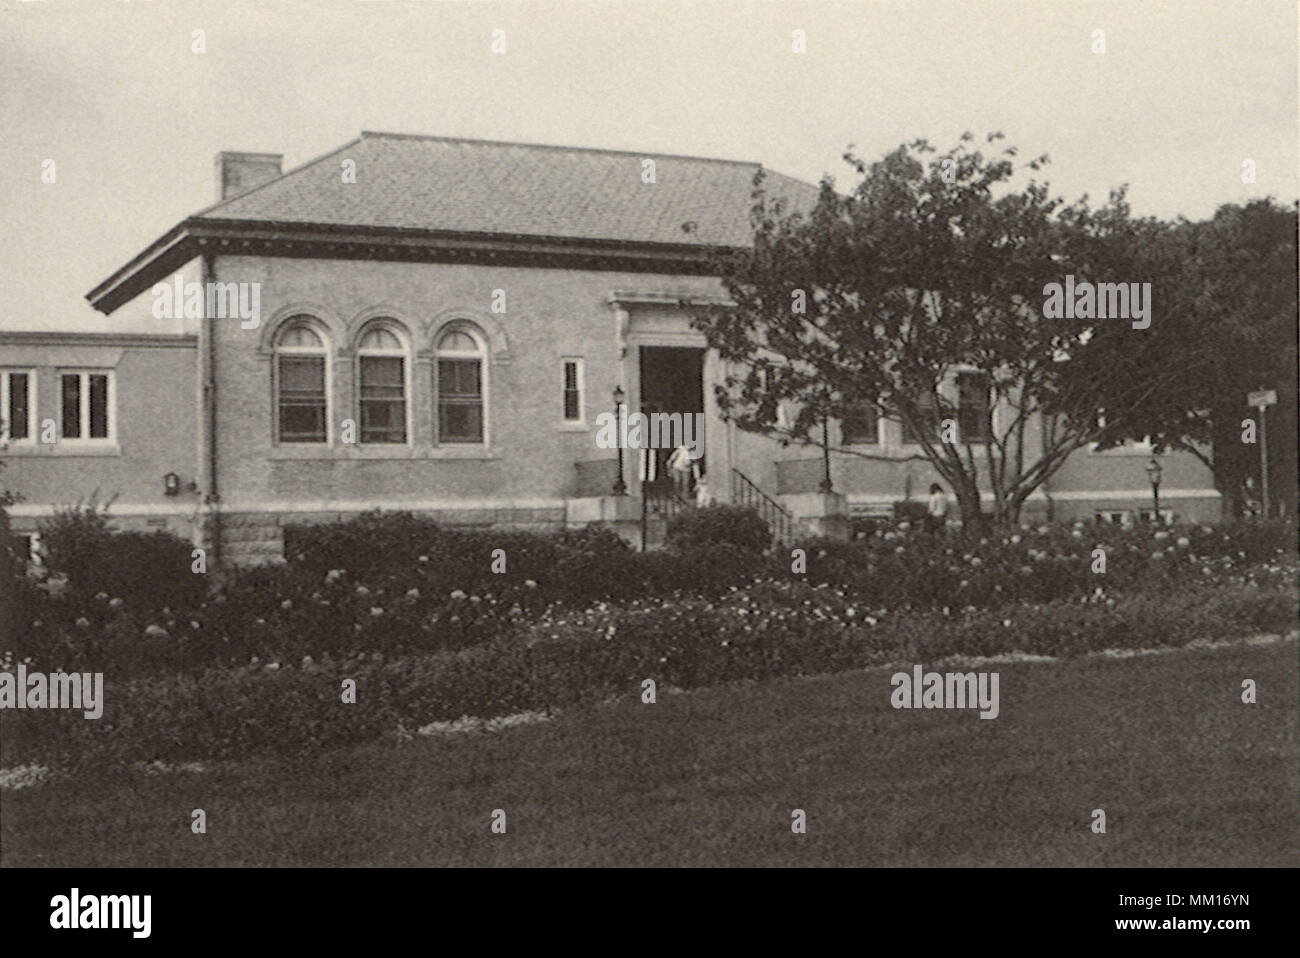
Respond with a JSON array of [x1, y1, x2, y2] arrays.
[[3, 574, 1294, 773], [6, 513, 1296, 681]]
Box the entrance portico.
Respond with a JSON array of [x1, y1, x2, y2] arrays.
[[608, 292, 732, 500]]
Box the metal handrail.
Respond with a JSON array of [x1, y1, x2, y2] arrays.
[[731, 468, 795, 548]]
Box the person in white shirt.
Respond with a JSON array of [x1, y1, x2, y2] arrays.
[[925, 483, 949, 533], [667, 443, 698, 499], [695, 472, 713, 508]]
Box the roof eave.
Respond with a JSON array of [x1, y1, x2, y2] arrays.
[[87, 218, 744, 315]]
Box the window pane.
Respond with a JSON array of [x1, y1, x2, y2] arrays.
[[902, 393, 936, 444], [360, 401, 406, 443], [8, 373, 29, 439], [438, 330, 478, 353], [958, 373, 990, 441], [89, 374, 109, 438], [359, 327, 401, 350], [361, 356, 404, 391], [357, 357, 405, 443], [842, 404, 878, 444], [278, 357, 326, 442], [438, 359, 481, 397], [61, 374, 81, 438], [280, 356, 325, 393], [439, 402, 483, 442], [280, 403, 326, 443], [278, 323, 323, 349]]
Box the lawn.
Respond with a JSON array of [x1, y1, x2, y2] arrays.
[[2, 639, 1295, 867]]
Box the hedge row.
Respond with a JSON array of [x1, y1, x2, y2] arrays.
[[4, 580, 1293, 772], [8, 509, 1296, 681]]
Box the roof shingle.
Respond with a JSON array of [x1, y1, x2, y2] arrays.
[[198, 131, 820, 247]]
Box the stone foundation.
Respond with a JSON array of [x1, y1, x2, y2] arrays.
[[219, 506, 572, 566]]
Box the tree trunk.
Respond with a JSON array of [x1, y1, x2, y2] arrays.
[[953, 480, 987, 537]]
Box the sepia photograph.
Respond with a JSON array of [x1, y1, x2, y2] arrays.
[[1, 0, 1296, 941]]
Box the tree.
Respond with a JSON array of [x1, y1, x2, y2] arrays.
[[698, 133, 1151, 532], [1089, 200, 1298, 517]]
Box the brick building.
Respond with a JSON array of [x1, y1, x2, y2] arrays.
[[1, 132, 1221, 564]]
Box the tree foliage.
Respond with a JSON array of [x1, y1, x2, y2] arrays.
[[698, 133, 1154, 530]]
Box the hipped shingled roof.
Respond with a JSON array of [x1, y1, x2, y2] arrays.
[[87, 131, 820, 313]]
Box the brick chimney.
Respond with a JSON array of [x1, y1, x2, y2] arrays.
[[215, 151, 283, 201]]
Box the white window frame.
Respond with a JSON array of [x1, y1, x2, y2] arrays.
[[355, 321, 412, 446], [58, 369, 115, 446], [0, 369, 36, 445], [954, 369, 994, 445], [894, 366, 1001, 449], [1137, 508, 1176, 524], [273, 319, 332, 446], [561, 357, 585, 425], [840, 403, 882, 446], [434, 327, 489, 447]]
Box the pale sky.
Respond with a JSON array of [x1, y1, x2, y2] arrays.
[[2, 0, 1296, 332]]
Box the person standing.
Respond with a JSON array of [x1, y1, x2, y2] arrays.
[[925, 483, 950, 534], [667, 443, 697, 500], [694, 470, 713, 508]]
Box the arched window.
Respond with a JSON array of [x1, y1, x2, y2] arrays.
[[275, 319, 328, 443], [357, 323, 408, 444], [435, 328, 485, 444]]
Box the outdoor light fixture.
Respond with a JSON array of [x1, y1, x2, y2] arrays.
[[612, 387, 627, 495], [164, 472, 181, 497], [1144, 458, 1162, 524]]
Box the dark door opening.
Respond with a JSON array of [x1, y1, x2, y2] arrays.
[[638, 346, 705, 495]]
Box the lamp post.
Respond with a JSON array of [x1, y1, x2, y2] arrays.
[[612, 386, 627, 495], [819, 416, 833, 493], [1144, 458, 1162, 525]]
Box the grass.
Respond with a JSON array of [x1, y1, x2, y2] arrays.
[[2, 639, 1296, 867]]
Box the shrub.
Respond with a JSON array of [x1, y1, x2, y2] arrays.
[[38, 504, 205, 615], [6, 575, 1293, 773], [667, 505, 771, 555], [0, 478, 22, 645], [892, 500, 929, 523]]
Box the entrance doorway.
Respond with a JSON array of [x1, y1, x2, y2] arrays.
[[638, 346, 705, 496]]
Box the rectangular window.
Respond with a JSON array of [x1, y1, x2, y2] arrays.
[[61, 373, 81, 438], [841, 404, 879, 444], [359, 356, 407, 444], [88, 374, 108, 439], [59, 371, 113, 443], [438, 358, 483, 443], [562, 358, 583, 422], [278, 356, 327, 443], [902, 392, 937, 444], [1, 371, 32, 442], [957, 372, 991, 442]]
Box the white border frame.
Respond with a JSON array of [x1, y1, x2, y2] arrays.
[[57, 369, 116, 449], [355, 320, 413, 448], [434, 325, 490, 448], [560, 356, 585, 427], [273, 319, 333, 447], [0, 368, 36, 445]]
